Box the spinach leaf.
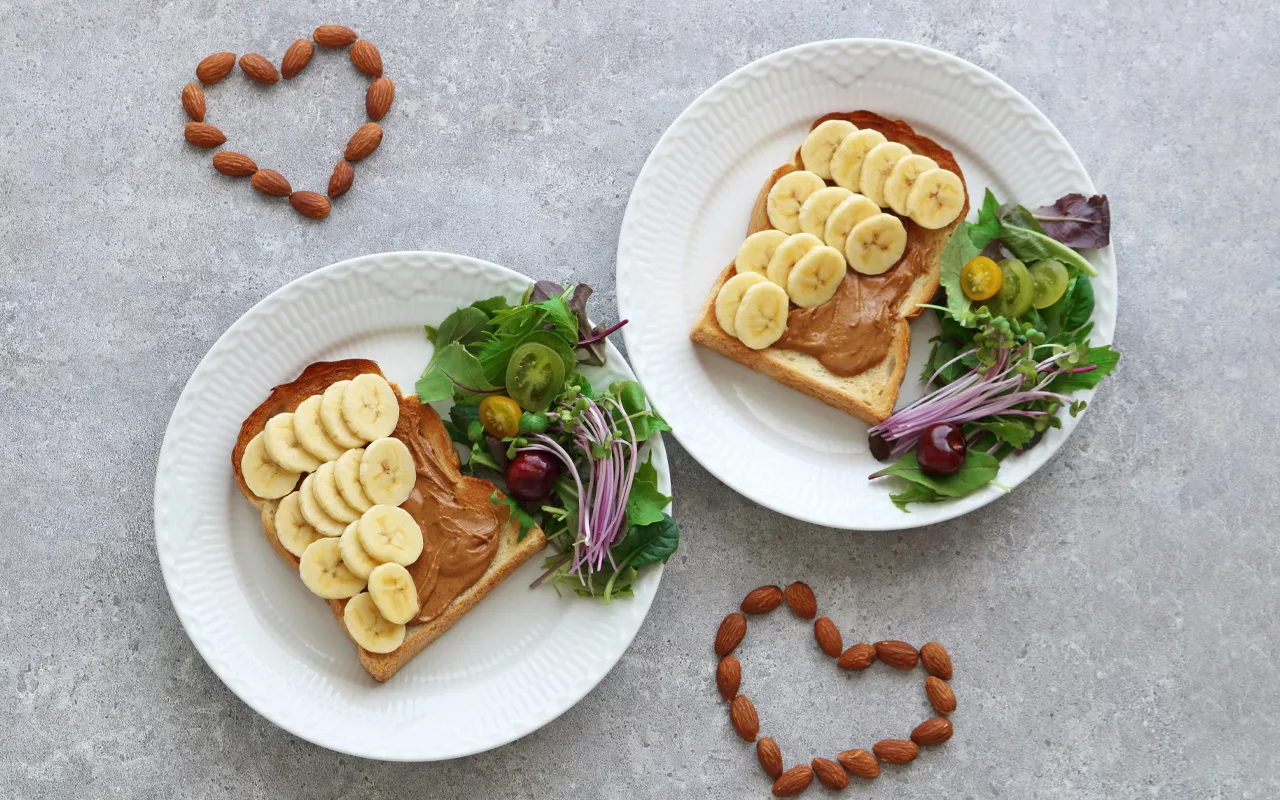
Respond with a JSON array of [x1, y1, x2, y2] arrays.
[[475, 297, 579, 385], [416, 342, 500, 402], [1049, 346, 1120, 392], [970, 418, 1035, 449], [424, 324, 439, 344], [433, 306, 490, 349], [490, 491, 538, 541], [612, 513, 679, 568], [939, 223, 981, 326], [871, 450, 1000, 497], [996, 202, 1046, 234], [968, 189, 1001, 250], [469, 295, 512, 318], [1031, 194, 1110, 249], [626, 456, 671, 527], [890, 483, 942, 512], [1061, 275, 1095, 333], [999, 223, 1098, 277]]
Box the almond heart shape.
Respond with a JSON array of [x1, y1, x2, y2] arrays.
[[717, 581, 958, 791], [180, 27, 393, 220]]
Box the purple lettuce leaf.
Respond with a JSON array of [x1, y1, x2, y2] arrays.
[[1031, 194, 1111, 250]]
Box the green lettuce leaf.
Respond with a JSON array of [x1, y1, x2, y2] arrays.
[[490, 491, 537, 541], [871, 450, 1000, 497], [968, 189, 1001, 249], [939, 223, 981, 326], [890, 483, 942, 512], [1050, 346, 1119, 392], [999, 223, 1098, 277], [626, 456, 671, 527], [416, 342, 500, 403]]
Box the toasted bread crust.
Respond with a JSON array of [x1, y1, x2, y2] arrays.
[[232, 359, 547, 682], [690, 112, 968, 424]]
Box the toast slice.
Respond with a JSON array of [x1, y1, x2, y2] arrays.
[[231, 359, 547, 682], [690, 111, 969, 423]]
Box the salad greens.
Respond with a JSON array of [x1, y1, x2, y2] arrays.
[[869, 189, 1119, 511], [421, 281, 676, 601]]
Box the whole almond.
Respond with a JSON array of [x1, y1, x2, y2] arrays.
[[837, 642, 877, 671], [911, 716, 954, 746], [811, 758, 849, 791], [195, 51, 236, 84], [715, 655, 740, 701], [239, 53, 279, 84], [925, 675, 957, 715], [250, 169, 291, 197], [920, 641, 953, 680], [783, 582, 817, 619], [290, 191, 331, 220], [836, 749, 880, 780], [365, 77, 395, 121], [314, 24, 358, 47], [714, 612, 746, 657], [184, 122, 226, 148], [740, 585, 783, 615], [181, 83, 205, 122], [212, 151, 258, 177], [756, 737, 783, 779], [874, 640, 919, 670], [328, 160, 355, 198], [344, 122, 383, 162], [814, 617, 842, 658], [349, 39, 383, 77], [771, 765, 813, 797], [872, 739, 918, 765], [729, 694, 758, 742], [281, 39, 314, 79]]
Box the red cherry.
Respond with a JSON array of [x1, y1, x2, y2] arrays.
[[506, 451, 558, 501], [917, 423, 967, 476]]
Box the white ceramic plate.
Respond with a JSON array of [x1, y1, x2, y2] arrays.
[[617, 39, 1116, 530], [155, 252, 667, 760]]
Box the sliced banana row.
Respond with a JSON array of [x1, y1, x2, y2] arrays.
[[240, 373, 400, 499], [803, 119, 965, 230], [278, 436, 417, 543]]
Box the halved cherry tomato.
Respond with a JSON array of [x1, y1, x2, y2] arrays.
[[479, 395, 522, 438], [960, 256, 1002, 301]]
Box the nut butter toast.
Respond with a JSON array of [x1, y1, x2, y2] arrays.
[[690, 112, 969, 424], [232, 359, 547, 682]]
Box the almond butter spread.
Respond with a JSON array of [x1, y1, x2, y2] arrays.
[[396, 400, 505, 624], [773, 227, 935, 377]]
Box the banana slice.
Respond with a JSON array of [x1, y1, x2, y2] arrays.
[[320, 380, 367, 449], [341, 373, 399, 441], [359, 436, 416, 507], [292, 394, 346, 463], [906, 168, 966, 229], [883, 154, 939, 216], [765, 170, 826, 234], [823, 193, 881, 254], [715, 272, 767, 336], [298, 473, 347, 537], [766, 232, 823, 289], [786, 245, 847, 308], [830, 129, 887, 190], [358, 504, 424, 566], [859, 142, 912, 207], [274, 492, 322, 557], [334, 447, 374, 512], [263, 413, 322, 474], [299, 537, 366, 599], [241, 432, 300, 499], [339, 520, 382, 580], [733, 282, 790, 350], [367, 562, 420, 625], [313, 461, 362, 523], [798, 186, 854, 241], [734, 230, 789, 277], [799, 119, 857, 180], [845, 213, 908, 276], [343, 592, 406, 654]]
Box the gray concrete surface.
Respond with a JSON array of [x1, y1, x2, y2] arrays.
[[2, 0, 1277, 797]]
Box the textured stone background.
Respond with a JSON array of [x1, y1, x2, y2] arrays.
[[2, 0, 1277, 797]]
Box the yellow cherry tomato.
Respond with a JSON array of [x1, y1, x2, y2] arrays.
[[960, 256, 1003, 301], [479, 395, 522, 438]]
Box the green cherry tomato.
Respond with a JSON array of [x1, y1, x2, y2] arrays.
[[518, 411, 549, 435], [505, 342, 566, 412], [990, 258, 1035, 319], [1029, 259, 1070, 309], [479, 395, 522, 438]]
